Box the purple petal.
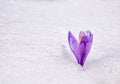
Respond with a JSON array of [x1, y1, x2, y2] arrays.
[[78, 42, 85, 65], [79, 36, 88, 66], [68, 31, 79, 61], [79, 32, 93, 66], [85, 42, 92, 56], [86, 30, 93, 42], [84, 33, 93, 59]]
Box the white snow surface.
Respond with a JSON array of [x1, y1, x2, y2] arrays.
[[0, 0, 120, 84]]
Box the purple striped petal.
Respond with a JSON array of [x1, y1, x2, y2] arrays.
[[68, 31, 79, 61]]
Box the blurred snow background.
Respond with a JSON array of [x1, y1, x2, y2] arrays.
[[0, 0, 120, 84]]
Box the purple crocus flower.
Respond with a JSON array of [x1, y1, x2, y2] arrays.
[[68, 31, 93, 66]]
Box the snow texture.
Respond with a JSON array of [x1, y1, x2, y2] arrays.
[[0, 0, 120, 84]]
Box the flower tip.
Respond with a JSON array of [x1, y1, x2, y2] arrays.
[[68, 31, 72, 38], [78, 62, 84, 67], [68, 31, 71, 34], [81, 64, 84, 67]]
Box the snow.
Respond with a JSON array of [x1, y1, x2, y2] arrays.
[[0, 0, 120, 84]]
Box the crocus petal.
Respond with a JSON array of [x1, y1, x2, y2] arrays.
[[84, 33, 93, 58], [79, 36, 88, 66], [80, 33, 93, 66], [86, 30, 93, 42], [80, 42, 92, 66], [68, 31, 79, 61], [85, 42, 92, 57], [78, 42, 85, 65], [86, 30, 91, 37]]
